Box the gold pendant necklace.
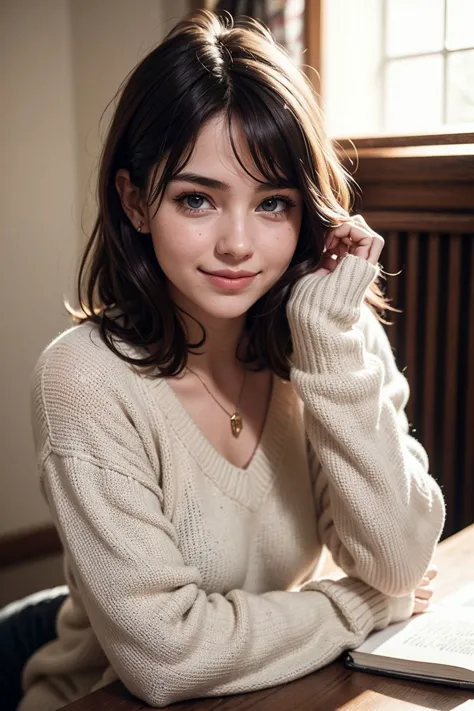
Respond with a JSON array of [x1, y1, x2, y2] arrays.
[[186, 366, 246, 438]]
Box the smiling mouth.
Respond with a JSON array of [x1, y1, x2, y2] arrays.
[[199, 269, 259, 290]]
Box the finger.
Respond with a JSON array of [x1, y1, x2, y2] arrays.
[[367, 234, 384, 265], [337, 237, 350, 260], [324, 231, 338, 252], [353, 214, 378, 236], [425, 565, 438, 580], [356, 216, 385, 262], [351, 237, 372, 262], [330, 222, 373, 243], [414, 584, 434, 600], [341, 236, 372, 261], [323, 230, 350, 261], [327, 221, 382, 264], [344, 217, 384, 265], [413, 597, 430, 614], [333, 224, 374, 261], [324, 233, 350, 260]]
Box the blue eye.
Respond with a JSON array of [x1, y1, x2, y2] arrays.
[[257, 195, 296, 214], [259, 198, 286, 213], [176, 193, 211, 211]]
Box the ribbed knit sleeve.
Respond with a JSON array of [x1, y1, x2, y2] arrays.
[[30, 325, 415, 708], [286, 254, 446, 597]]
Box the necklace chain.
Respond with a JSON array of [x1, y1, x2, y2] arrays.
[[186, 366, 246, 438]]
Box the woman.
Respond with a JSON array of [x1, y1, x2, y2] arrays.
[[16, 9, 444, 711]]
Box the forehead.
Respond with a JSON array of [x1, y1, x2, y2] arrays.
[[184, 114, 266, 188]]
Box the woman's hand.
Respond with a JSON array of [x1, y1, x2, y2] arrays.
[[315, 215, 384, 276], [413, 564, 438, 614]]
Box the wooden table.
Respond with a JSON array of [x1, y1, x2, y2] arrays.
[[64, 525, 474, 710]]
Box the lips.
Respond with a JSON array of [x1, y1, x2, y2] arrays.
[[200, 269, 258, 291], [201, 269, 258, 278]]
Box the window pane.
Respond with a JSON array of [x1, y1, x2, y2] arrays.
[[385, 55, 443, 132], [446, 0, 474, 50], [386, 0, 444, 57], [447, 49, 474, 124]]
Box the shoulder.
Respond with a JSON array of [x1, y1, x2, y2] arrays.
[[34, 321, 125, 377], [32, 322, 133, 412], [31, 322, 153, 466]]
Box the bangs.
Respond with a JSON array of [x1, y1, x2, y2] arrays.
[[226, 84, 309, 190]]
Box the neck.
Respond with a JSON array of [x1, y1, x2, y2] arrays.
[[187, 322, 247, 379], [173, 301, 248, 382]]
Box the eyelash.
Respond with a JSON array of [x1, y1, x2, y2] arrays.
[[172, 191, 296, 219]]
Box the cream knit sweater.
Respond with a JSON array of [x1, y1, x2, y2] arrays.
[[19, 256, 445, 711]]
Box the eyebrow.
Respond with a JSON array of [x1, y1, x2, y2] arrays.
[[170, 172, 295, 193]]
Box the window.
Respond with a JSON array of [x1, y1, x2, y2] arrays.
[[320, 0, 474, 138]]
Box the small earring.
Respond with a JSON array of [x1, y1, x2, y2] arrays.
[[136, 221, 143, 233]]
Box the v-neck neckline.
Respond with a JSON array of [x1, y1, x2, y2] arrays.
[[148, 374, 293, 510]]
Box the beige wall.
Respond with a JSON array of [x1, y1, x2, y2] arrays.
[[0, 0, 189, 550], [1, 0, 78, 535], [70, 0, 190, 241]]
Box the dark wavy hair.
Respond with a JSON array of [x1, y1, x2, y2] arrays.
[[70, 9, 390, 380]]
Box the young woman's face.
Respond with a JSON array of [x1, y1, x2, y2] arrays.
[[148, 114, 302, 323]]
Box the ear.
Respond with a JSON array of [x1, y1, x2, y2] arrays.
[[115, 169, 150, 233]]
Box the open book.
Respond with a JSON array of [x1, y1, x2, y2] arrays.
[[345, 582, 474, 689]]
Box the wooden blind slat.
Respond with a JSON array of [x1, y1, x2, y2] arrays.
[[422, 234, 440, 464], [462, 244, 474, 528], [404, 233, 419, 425], [442, 235, 462, 536]]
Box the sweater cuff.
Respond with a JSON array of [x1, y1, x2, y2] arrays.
[[288, 255, 378, 327], [303, 577, 415, 638], [287, 256, 378, 375]]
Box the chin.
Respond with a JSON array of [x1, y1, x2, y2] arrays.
[[196, 298, 257, 321], [169, 280, 270, 322]]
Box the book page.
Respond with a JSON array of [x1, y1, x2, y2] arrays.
[[357, 605, 474, 670]]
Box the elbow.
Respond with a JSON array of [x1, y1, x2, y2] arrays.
[[390, 504, 446, 596], [122, 677, 185, 708], [116, 658, 194, 708], [139, 689, 183, 709], [336, 548, 416, 598], [369, 505, 445, 597], [364, 547, 438, 598], [342, 548, 429, 598]]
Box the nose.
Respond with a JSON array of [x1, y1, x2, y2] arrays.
[[215, 213, 254, 260]]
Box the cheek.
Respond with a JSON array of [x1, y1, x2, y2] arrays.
[[266, 223, 300, 267], [150, 213, 208, 266]]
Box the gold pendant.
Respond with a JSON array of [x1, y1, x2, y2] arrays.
[[230, 412, 243, 438]]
